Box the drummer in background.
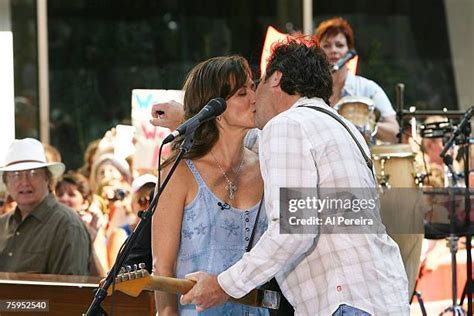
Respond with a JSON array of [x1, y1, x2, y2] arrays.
[[416, 115, 462, 281], [314, 17, 400, 143], [417, 115, 449, 188]]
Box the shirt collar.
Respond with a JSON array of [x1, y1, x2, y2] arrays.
[[11, 207, 22, 224], [342, 72, 357, 96], [290, 96, 327, 109], [18, 193, 56, 222]]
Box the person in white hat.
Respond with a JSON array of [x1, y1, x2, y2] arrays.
[[0, 138, 90, 275]]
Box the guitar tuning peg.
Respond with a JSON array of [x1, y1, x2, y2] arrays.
[[137, 263, 146, 277], [122, 272, 129, 281], [133, 263, 138, 271], [130, 271, 137, 280], [119, 267, 126, 274], [126, 265, 132, 272]]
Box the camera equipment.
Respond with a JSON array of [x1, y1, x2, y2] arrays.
[[109, 188, 128, 201]]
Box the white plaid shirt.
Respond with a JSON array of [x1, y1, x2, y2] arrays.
[[218, 97, 409, 315]]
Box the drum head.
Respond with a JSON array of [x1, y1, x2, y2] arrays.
[[371, 144, 416, 159], [335, 96, 377, 144], [334, 96, 374, 110]]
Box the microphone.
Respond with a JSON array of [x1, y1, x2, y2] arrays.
[[331, 49, 357, 73], [217, 202, 230, 210], [162, 98, 227, 144], [443, 154, 459, 186]]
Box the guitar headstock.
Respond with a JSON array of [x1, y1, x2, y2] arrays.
[[107, 263, 151, 297]]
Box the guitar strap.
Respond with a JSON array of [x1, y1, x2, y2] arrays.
[[246, 195, 295, 315], [298, 105, 375, 178]]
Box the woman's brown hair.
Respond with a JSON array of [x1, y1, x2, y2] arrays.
[[165, 55, 252, 165], [55, 170, 93, 204]]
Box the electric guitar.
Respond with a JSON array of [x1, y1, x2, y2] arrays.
[[105, 263, 280, 310]]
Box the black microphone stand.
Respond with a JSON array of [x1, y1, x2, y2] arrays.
[[440, 107, 473, 158], [395, 83, 404, 144], [84, 122, 199, 316], [440, 107, 473, 315], [458, 127, 473, 315], [441, 153, 465, 316]]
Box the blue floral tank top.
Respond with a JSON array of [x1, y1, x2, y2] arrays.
[[176, 160, 269, 316]]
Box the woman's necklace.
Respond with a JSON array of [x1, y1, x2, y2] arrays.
[[210, 150, 245, 200]]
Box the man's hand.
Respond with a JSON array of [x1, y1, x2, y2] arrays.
[[150, 100, 184, 131], [180, 271, 230, 312]]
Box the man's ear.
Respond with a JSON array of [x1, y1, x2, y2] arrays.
[[269, 71, 282, 88]]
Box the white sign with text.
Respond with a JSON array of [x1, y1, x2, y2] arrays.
[[131, 89, 184, 171]]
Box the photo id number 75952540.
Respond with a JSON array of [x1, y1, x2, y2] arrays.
[[0, 299, 49, 312]]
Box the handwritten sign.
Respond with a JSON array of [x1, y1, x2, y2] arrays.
[[131, 89, 184, 171]]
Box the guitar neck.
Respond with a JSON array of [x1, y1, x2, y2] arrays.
[[146, 275, 266, 308]]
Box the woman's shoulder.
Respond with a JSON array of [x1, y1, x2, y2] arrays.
[[160, 159, 195, 185], [159, 159, 199, 206], [352, 73, 383, 90]]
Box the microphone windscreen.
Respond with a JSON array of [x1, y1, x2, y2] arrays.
[[209, 97, 227, 114]]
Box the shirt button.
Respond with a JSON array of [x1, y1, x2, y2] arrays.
[[16, 232, 20, 236], [245, 227, 250, 232], [8, 252, 13, 257], [245, 218, 249, 222], [245, 237, 249, 241]]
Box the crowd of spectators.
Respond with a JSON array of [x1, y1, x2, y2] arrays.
[[0, 128, 156, 276]]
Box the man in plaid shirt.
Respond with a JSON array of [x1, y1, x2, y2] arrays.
[[166, 38, 409, 315]]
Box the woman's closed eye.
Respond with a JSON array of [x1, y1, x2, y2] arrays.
[[237, 88, 247, 96]]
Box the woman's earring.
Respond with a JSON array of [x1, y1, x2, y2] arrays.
[[216, 116, 222, 121]]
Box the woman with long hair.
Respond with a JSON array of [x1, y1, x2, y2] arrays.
[[152, 56, 268, 315]]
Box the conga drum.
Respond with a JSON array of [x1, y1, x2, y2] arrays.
[[335, 96, 377, 144], [371, 144, 417, 188], [372, 144, 424, 300]]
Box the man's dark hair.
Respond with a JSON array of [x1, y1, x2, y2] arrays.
[[264, 36, 333, 105]]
